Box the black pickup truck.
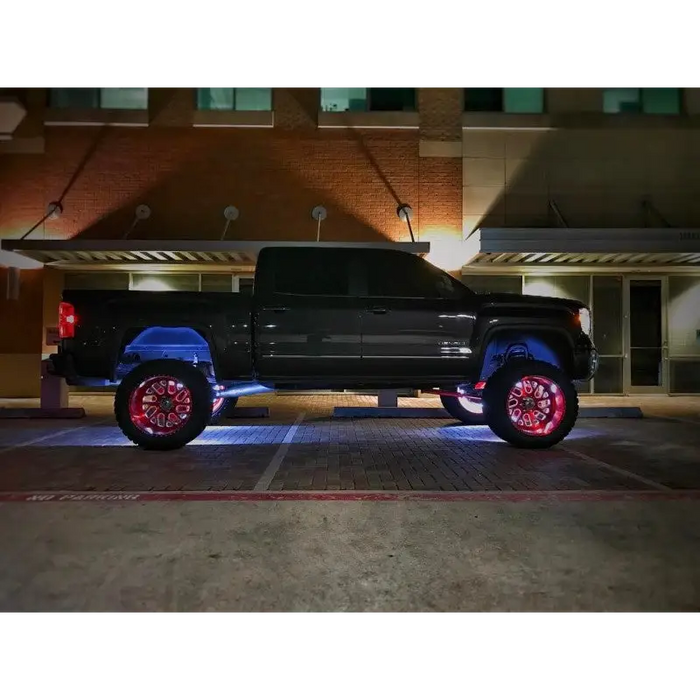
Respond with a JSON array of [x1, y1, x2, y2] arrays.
[[50, 245, 598, 450]]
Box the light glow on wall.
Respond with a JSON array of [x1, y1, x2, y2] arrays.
[[129, 276, 172, 292], [419, 229, 469, 272]]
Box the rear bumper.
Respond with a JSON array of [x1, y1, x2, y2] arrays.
[[48, 352, 111, 387]]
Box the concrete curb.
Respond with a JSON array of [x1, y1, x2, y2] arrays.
[[0, 407, 86, 419], [332, 406, 644, 419]]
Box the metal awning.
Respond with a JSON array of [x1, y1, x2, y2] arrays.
[[1, 239, 431, 271], [464, 228, 700, 269]]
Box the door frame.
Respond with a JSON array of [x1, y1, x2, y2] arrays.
[[623, 275, 669, 394]]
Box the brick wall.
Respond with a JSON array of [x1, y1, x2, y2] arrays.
[[418, 88, 463, 142], [0, 126, 423, 243]]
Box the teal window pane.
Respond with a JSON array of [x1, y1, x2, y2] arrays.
[[603, 88, 640, 113], [234, 88, 272, 111], [464, 88, 503, 111], [368, 88, 416, 111], [197, 88, 234, 110], [504, 88, 544, 113], [49, 88, 99, 108], [197, 88, 271, 111], [642, 88, 681, 114], [100, 88, 148, 109], [320, 88, 368, 112]]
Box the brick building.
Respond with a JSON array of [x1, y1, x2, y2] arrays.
[[1, 87, 700, 397]]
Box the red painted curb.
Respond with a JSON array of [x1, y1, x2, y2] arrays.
[[1, 490, 699, 503]]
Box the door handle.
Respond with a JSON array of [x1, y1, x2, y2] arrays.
[[369, 307, 388, 315], [263, 306, 289, 313]]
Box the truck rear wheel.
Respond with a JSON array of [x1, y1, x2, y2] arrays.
[[115, 359, 213, 450], [440, 394, 485, 425], [482, 360, 578, 449]]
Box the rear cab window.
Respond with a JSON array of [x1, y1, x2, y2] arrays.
[[267, 248, 352, 296]]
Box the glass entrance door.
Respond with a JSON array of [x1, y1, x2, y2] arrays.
[[624, 277, 668, 393]]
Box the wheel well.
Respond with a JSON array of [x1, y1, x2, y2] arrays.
[[479, 331, 573, 381], [116, 326, 217, 380]]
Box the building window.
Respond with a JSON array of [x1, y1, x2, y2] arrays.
[[196, 88, 272, 111], [464, 88, 544, 113], [603, 88, 682, 115], [320, 88, 416, 112], [49, 88, 148, 110]]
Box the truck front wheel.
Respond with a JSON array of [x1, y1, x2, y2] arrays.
[[115, 359, 213, 450], [482, 360, 578, 449]]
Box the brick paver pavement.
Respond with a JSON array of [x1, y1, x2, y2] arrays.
[[0, 393, 698, 494]]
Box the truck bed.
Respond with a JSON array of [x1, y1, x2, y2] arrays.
[[58, 290, 254, 383]]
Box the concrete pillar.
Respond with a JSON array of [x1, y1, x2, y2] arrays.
[[0, 267, 43, 397], [547, 88, 602, 113], [148, 88, 195, 127], [416, 89, 464, 272], [377, 390, 398, 408], [273, 89, 320, 130]]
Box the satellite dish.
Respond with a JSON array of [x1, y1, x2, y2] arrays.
[[135, 204, 151, 220], [396, 203, 413, 222], [224, 205, 240, 221], [311, 206, 327, 222]]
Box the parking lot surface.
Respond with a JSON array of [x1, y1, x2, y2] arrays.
[[0, 394, 699, 498], [2, 393, 700, 611]]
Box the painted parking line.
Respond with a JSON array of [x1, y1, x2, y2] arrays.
[[0, 420, 110, 455], [558, 445, 671, 491], [2, 489, 700, 503], [253, 412, 306, 491]]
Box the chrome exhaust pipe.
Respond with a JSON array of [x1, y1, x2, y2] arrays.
[[214, 382, 273, 399]]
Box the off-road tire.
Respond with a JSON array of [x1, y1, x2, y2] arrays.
[[440, 394, 485, 425], [115, 359, 213, 450], [483, 360, 579, 450]]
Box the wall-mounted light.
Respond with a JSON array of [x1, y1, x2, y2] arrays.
[[221, 205, 240, 240], [123, 204, 151, 239], [311, 206, 327, 242], [396, 203, 415, 242]]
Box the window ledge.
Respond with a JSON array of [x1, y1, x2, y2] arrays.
[[44, 108, 148, 127], [463, 112, 698, 130], [462, 113, 553, 131], [318, 111, 419, 129], [193, 110, 274, 128]]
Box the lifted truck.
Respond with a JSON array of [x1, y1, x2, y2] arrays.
[[50, 245, 598, 450]]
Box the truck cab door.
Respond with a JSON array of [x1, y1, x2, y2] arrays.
[[255, 248, 363, 380], [358, 250, 478, 381]]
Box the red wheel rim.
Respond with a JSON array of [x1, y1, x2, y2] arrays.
[[507, 375, 566, 436], [128, 375, 193, 436], [211, 385, 224, 415]]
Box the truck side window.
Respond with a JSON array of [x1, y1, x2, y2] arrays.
[[366, 251, 464, 299], [273, 249, 350, 296]]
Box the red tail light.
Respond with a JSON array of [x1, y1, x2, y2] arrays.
[[58, 302, 77, 339]]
